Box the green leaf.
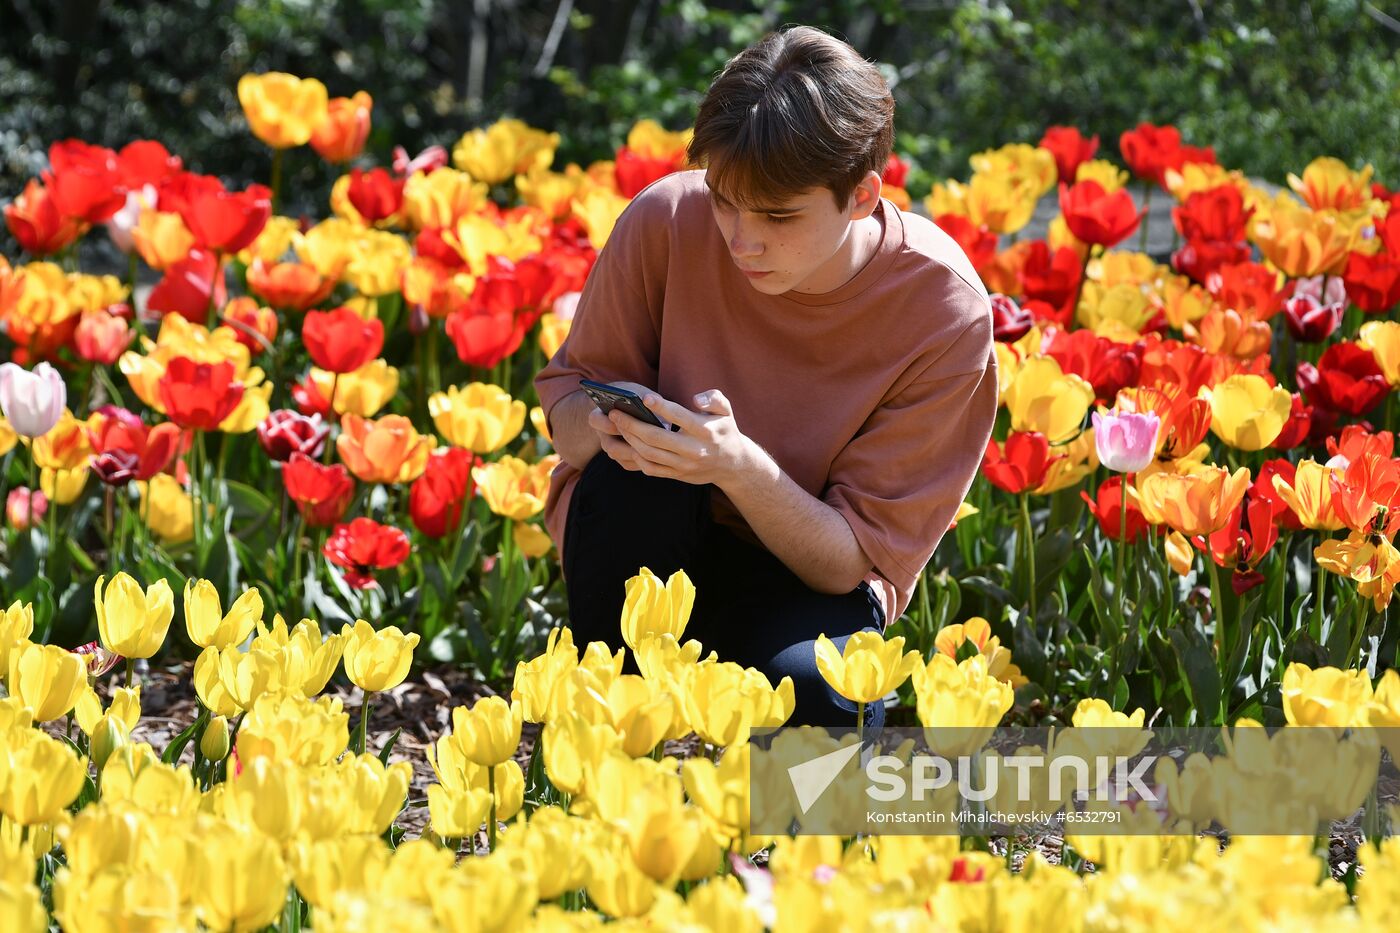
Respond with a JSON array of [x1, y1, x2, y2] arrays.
[[1168, 624, 1222, 726], [378, 727, 403, 766]]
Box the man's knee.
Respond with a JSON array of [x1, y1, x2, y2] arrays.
[[758, 630, 888, 731]]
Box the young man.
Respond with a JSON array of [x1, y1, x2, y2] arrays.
[[534, 26, 998, 727]]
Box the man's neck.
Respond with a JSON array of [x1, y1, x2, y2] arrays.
[[792, 206, 885, 296]]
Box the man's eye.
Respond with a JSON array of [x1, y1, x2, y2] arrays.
[[767, 214, 792, 224]]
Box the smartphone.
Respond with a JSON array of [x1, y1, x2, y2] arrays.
[[580, 378, 677, 431]]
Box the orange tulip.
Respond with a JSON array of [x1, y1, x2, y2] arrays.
[[311, 91, 373, 163], [1182, 306, 1272, 361], [1136, 464, 1250, 537], [1328, 451, 1400, 538], [335, 414, 432, 484], [246, 259, 335, 311]]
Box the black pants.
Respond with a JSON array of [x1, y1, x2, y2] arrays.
[[562, 452, 887, 730]]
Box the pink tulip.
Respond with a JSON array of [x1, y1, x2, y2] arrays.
[[6, 487, 48, 530], [1092, 409, 1160, 473], [0, 361, 66, 437]]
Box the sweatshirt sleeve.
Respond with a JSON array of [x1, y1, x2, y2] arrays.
[[533, 189, 670, 437], [822, 311, 999, 598]]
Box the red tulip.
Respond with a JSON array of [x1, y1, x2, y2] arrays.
[[258, 410, 329, 462], [1206, 261, 1291, 321], [1038, 126, 1099, 184], [1171, 185, 1253, 243], [3, 180, 85, 256], [614, 146, 685, 198], [989, 295, 1034, 343], [1058, 180, 1142, 248], [346, 168, 405, 225], [284, 452, 355, 528], [177, 179, 271, 253], [933, 214, 998, 274], [1194, 496, 1278, 595], [1282, 293, 1344, 343], [1251, 458, 1304, 532], [1297, 343, 1389, 416], [1270, 392, 1313, 452], [1342, 248, 1400, 315], [1044, 328, 1144, 406], [1018, 241, 1083, 319], [291, 375, 332, 418], [981, 432, 1062, 494], [157, 357, 245, 431], [115, 140, 183, 189], [1079, 476, 1153, 543], [85, 406, 183, 481], [881, 153, 910, 189], [1171, 239, 1254, 285], [445, 306, 527, 369], [302, 306, 384, 374], [1119, 123, 1183, 187], [92, 450, 141, 487], [323, 516, 411, 588], [44, 140, 125, 223], [145, 248, 228, 323], [408, 447, 478, 538]]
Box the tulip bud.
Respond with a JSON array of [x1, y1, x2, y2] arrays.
[[202, 714, 231, 761], [1283, 293, 1344, 344], [0, 361, 66, 438], [91, 449, 140, 487], [75, 310, 135, 365], [989, 294, 1034, 343], [6, 487, 47, 530], [408, 304, 430, 335], [90, 715, 129, 770]]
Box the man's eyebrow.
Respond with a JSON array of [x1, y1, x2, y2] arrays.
[[707, 187, 802, 214]]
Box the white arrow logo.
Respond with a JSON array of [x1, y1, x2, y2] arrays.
[[788, 741, 863, 814]]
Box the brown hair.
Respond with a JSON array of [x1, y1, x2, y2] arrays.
[[687, 25, 895, 213]]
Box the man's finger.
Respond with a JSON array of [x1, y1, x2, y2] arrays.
[[589, 408, 624, 436], [639, 393, 705, 435]]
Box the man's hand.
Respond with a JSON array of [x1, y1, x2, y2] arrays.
[[595, 387, 774, 493]]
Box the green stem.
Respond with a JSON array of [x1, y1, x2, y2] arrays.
[[1020, 493, 1038, 621], [916, 571, 932, 641], [125, 656, 136, 689], [27, 450, 40, 571], [206, 253, 225, 330], [271, 148, 284, 214], [487, 764, 498, 852], [1206, 557, 1228, 660], [290, 512, 307, 613], [356, 691, 372, 756], [1115, 473, 1130, 594], [190, 430, 204, 566], [323, 373, 341, 464]]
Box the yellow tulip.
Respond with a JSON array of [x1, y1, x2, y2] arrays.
[[183, 579, 264, 650], [1003, 356, 1096, 443], [1136, 464, 1251, 537], [32, 409, 92, 471], [1075, 159, 1130, 192], [236, 693, 349, 767], [343, 229, 412, 297], [0, 601, 34, 675], [911, 654, 1013, 759], [428, 382, 526, 453], [510, 626, 579, 723], [541, 713, 623, 796], [443, 212, 544, 276], [934, 617, 1027, 687], [680, 742, 756, 846], [309, 359, 400, 417], [426, 782, 493, 840], [1165, 530, 1195, 576], [1281, 662, 1373, 727], [451, 118, 559, 185], [132, 208, 196, 269], [237, 214, 300, 265], [680, 661, 794, 747], [193, 646, 241, 718], [0, 416, 15, 458], [570, 187, 632, 250], [341, 619, 419, 692], [472, 456, 547, 520], [620, 567, 695, 651], [215, 646, 285, 711], [75, 684, 141, 736], [512, 522, 552, 559], [1251, 198, 1363, 278], [135, 474, 194, 545], [0, 875, 45, 933], [430, 847, 539, 933], [253, 616, 347, 698], [813, 631, 920, 706], [190, 821, 288, 932], [1272, 460, 1345, 531], [0, 729, 86, 824], [403, 167, 489, 230], [448, 696, 523, 767], [294, 217, 358, 279], [6, 642, 87, 721], [584, 835, 660, 919], [287, 835, 391, 911], [1359, 320, 1400, 387], [536, 313, 571, 365], [515, 165, 588, 219], [201, 714, 231, 762], [1198, 374, 1292, 451], [237, 72, 329, 149], [39, 466, 87, 505], [505, 807, 597, 899], [1287, 156, 1375, 214]]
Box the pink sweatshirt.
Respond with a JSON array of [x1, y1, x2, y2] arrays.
[[534, 170, 998, 624]]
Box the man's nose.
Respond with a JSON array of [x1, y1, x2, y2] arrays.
[[729, 225, 763, 257]]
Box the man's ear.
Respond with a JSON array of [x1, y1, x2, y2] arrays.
[[850, 170, 883, 219]]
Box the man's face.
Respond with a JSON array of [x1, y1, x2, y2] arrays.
[[705, 171, 881, 296]]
